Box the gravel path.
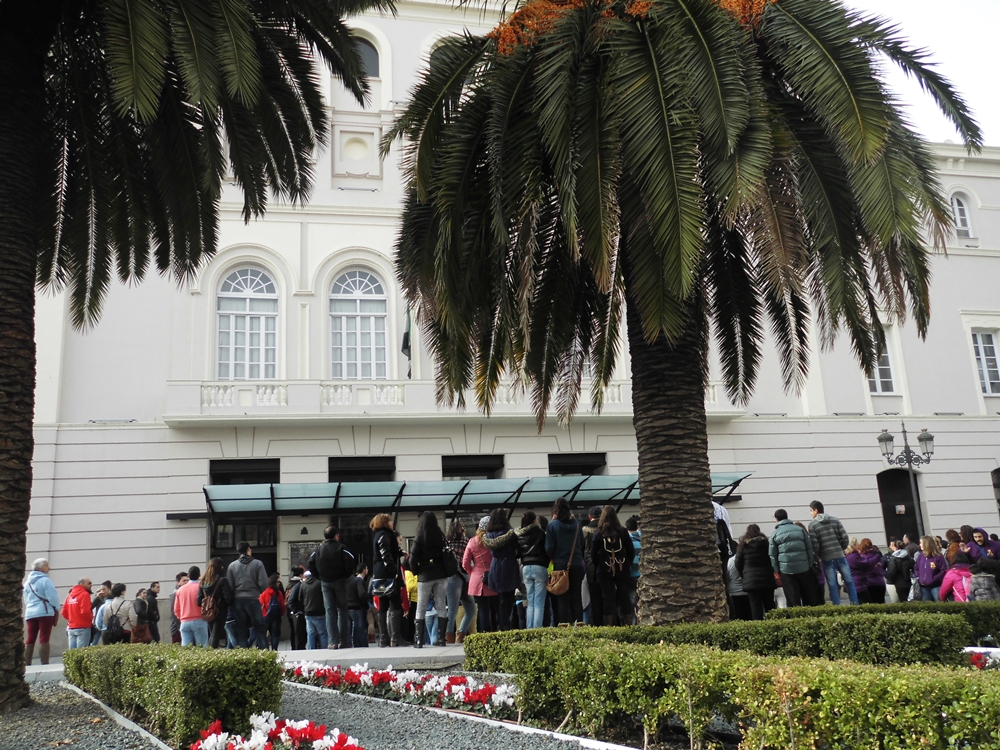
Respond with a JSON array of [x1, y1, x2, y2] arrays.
[[280, 683, 629, 750], [0, 681, 161, 750]]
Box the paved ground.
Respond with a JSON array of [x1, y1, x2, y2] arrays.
[[25, 641, 467, 681]]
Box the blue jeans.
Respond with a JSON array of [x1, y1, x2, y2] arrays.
[[263, 610, 283, 650], [921, 585, 941, 601], [822, 558, 860, 605], [446, 575, 475, 635], [225, 620, 238, 649], [90, 628, 103, 647], [305, 615, 328, 649], [522, 565, 548, 629], [233, 599, 267, 648], [322, 579, 349, 648], [180, 619, 210, 646], [348, 609, 368, 647], [67, 627, 91, 649]]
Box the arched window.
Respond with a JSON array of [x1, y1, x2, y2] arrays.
[[217, 268, 278, 380], [330, 269, 388, 379], [356, 38, 379, 79], [952, 194, 972, 238]]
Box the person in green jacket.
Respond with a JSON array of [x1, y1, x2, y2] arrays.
[[770, 510, 818, 607]]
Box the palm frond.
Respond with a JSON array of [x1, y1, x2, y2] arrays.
[[163, 0, 221, 108], [761, 0, 889, 162], [850, 11, 982, 151], [214, 0, 263, 105], [606, 16, 704, 340], [101, 0, 170, 122]]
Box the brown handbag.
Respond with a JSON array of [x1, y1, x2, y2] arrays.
[[546, 520, 580, 595]]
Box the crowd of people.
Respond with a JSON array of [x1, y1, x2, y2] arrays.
[[725, 500, 1000, 619], [26, 496, 1000, 661], [365, 500, 641, 648], [21, 499, 643, 660]]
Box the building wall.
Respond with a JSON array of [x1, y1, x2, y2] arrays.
[[24, 1, 1000, 649]]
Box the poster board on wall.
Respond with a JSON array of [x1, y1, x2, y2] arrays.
[[289, 541, 318, 572]]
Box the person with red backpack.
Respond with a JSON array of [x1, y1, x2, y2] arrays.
[[590, 506, 635, 627]]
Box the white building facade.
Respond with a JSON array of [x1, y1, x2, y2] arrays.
[[26, 1, 1000, 640]]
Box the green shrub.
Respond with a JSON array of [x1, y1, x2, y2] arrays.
[[464, 613, 970, 672], [505, 640, 1000, 748], [63, 644, 282, 748], [766, 600, 1000, 644]]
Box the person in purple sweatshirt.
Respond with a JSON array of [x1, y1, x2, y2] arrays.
[[972, 528, 1000, 562], [915, 535, 948, 601], [847, 539, 886, 604]]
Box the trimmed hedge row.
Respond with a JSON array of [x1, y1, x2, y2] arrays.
[[765, 600, 1000, 644], [507, 640, 1000, 747], [464, 613, 970, 672], [63, 644, 282, 748]]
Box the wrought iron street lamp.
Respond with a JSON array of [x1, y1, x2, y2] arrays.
[[877, 421, 933, 538]]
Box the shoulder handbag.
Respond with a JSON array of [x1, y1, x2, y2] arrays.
[[547, 521, 580, 596], [371, 577, 397, 597]]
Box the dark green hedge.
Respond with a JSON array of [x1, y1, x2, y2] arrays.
[[63, 645, 282, 748], [765, 601, 1000, 644], [465, 612, 970, 672], [505, 640, 1000, 747]]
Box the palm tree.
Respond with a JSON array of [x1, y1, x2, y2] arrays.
[[0, 0, 391, 712], [385, 0, 980, 624]]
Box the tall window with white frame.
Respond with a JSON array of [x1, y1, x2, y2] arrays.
[[330, 269, 388, 379], [868, 348, 895, 394], [952, 194, 973, 238], [972, 331, 1000, 395], [217, 268, 278, 380]]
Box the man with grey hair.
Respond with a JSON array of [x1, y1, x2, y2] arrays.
[[23, 558, 60, 665]]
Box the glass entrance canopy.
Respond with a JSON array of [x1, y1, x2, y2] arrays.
[[202, 472, 751, 517]]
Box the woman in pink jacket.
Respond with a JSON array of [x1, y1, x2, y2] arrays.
[[463, 516, 498, 632], [940, 548, 972, 602]]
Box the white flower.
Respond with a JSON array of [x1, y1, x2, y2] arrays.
[[250, 712, 277, 733], [199, 733, 231, 750]]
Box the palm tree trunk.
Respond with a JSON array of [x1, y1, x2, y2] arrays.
[[625, 276, 728, 624], [0, 1, 61, 714]]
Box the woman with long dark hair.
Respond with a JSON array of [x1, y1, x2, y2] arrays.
[[409, 511, 450, 647], [591, 506, 635, 626], [734, 524, 775, 620], [516, 511, 550, 629], [482, 508, 521, 630], [199, 557, 232, 648], [445, 520, 475, 643], [371, 513, 406, 646], [545, 497, 585, 625]]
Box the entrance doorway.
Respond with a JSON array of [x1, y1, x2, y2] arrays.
[[877, 468, 921, 544]]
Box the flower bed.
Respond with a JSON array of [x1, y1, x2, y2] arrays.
[[191, 712, 363, 750], [284, 662, 518, 720]]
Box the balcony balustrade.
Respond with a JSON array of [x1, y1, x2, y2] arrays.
[[165, 378, 741, 425]]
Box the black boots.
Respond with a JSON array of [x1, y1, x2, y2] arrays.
[[414, 619, 425, 649], [434, 617, 447, 647], [377, 609, 389, 647], [389, 609, 410, 647]]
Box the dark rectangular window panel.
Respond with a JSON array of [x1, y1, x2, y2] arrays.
[[442, 454, 504, 480], [329, 456, 396, 482], [209, 458, 280, 486], [548, 452, 607, 476]]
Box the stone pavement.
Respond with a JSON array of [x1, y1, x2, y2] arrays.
[[24, 642, 467, 683]]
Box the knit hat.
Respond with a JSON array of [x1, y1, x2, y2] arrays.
[[588, 506, 603, 519], [478, 516, 490, 531]]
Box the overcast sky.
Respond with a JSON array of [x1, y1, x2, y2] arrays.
[[844, 0, 999, 147]]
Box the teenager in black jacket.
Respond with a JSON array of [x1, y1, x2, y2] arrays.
[[371, 513, 406, 647], [735, 524, 776, 620], [409, 511, 450, 648]]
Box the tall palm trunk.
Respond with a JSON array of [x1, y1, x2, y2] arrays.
[[625, 271, 728, 624], [0, 1, 60, 714]]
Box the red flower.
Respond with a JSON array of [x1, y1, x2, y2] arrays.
[[201, 719, 224, 739], [267, 719, 288, 740], [971, 652, 988, 670]]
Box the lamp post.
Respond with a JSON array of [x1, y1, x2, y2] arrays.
[[877, 421, 934, 539]]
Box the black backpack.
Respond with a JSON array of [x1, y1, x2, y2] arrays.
[[104, 601, 126, 644]]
